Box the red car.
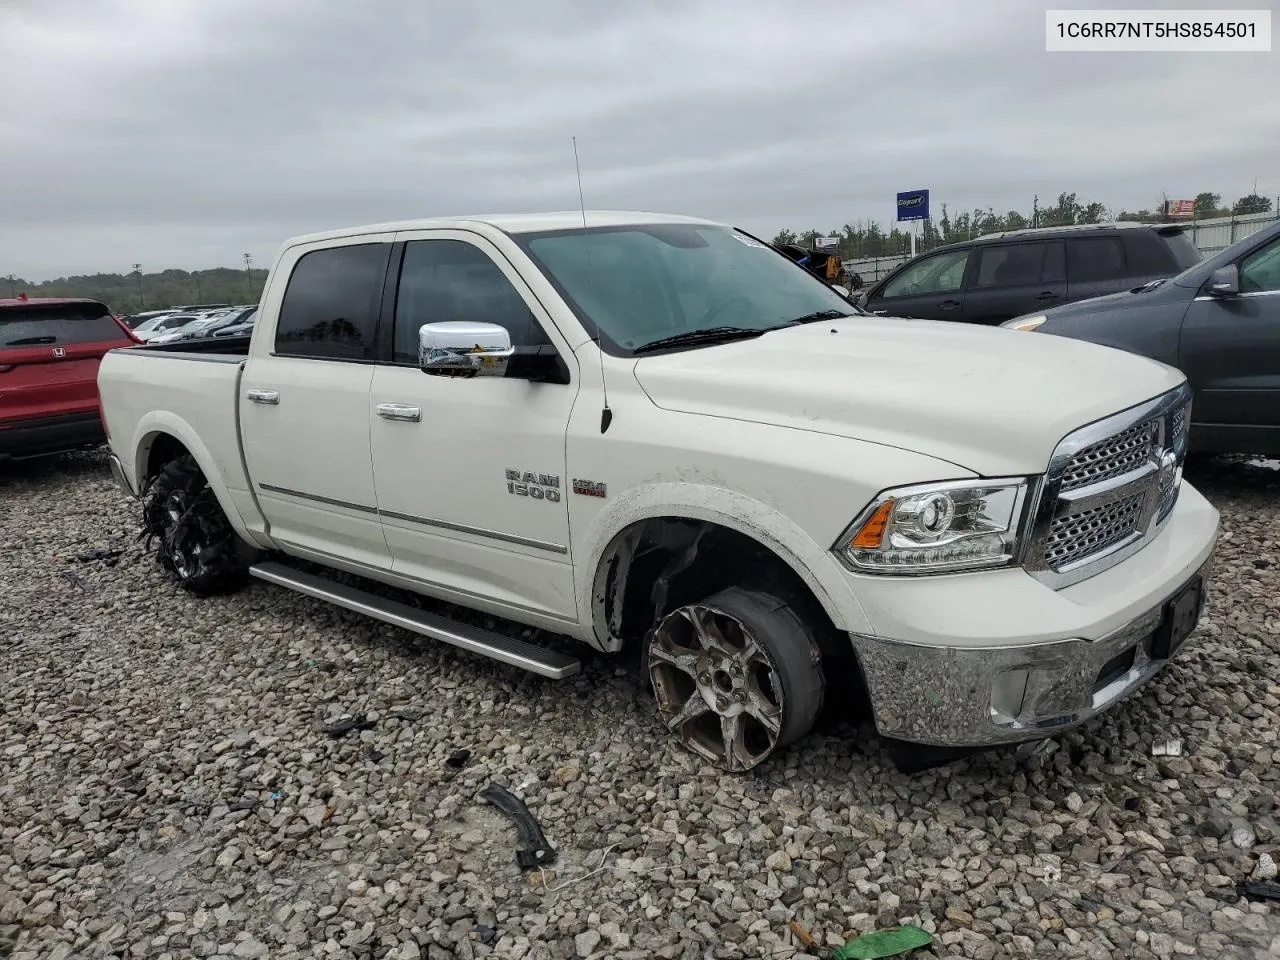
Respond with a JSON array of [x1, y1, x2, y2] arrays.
[[0, 296, 141, 462]]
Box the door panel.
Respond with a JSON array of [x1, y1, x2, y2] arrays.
[[1179, 237, 1280, 448], [370, 230, 580, 621], [241, 356, 390, 567], [240, 237, 394, 568], [869, 248, 970, 320], [961, 240, 1066, 325]]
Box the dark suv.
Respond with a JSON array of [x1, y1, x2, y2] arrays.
[[858, 223, 1203, 326]]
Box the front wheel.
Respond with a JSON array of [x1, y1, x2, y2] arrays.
[[142, 454, 250, 596], [647, 587, 825, 772]]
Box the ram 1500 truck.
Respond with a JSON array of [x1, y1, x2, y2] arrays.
[[97, 212, 1220, 773]]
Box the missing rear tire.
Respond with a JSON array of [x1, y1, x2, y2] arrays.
[[142, 454, 249, 596]]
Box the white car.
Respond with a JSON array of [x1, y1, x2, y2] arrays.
[[96, 211, 1219, 772]]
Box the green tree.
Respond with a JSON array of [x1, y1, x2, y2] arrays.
[[1233, 194, 1273, 215], [772, 228, 798, 245], [1194, 192, 1221, 217]]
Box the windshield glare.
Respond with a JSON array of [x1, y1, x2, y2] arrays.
[[519, 224, 858, 353]]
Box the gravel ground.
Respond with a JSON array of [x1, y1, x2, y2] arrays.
[[2, 450, 1279, 960]]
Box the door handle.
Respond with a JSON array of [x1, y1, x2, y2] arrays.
[[940, 299, 960, 310], [246, 389, 279, 405], [377, 403, 422, 423], [1036, 291, 1060, 301]]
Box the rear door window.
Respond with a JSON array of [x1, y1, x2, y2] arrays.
[[1067, 237, 1127, 283], [275, 243, 391, 361], [0, 302, 128, 347], [974, 243, 1048, 288]]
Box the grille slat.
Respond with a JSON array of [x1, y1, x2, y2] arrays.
[[1060, 419, 1158, 492], [1044, 493, 1145, 569]]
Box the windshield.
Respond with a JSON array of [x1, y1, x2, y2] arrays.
[[516, 224, 860, 354]]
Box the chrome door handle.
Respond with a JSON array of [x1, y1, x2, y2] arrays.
[[377, 403, 422, 422], [246, 389, 279, 405]]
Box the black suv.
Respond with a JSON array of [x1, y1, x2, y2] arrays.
[[858, 223, 1202, 326]]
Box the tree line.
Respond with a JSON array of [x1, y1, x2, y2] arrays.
[[773, 190, 1275, 261], [4, 266, 269, 315]]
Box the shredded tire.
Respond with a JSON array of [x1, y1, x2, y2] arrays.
[[142, 453, 249, 596]]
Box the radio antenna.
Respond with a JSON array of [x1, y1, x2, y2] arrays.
[[573, 136, 612, 433]]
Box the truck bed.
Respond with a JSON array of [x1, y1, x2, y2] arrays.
[[97, 344, 256, 524]]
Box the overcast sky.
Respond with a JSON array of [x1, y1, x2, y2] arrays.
[[1, 0, 1275, 279]]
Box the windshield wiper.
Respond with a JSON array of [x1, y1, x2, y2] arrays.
[[4, 336, 57, 346], [632, 326, 766, 354], [772, 309, 854, 326]]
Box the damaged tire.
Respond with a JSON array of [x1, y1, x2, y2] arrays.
[[647, 586, 824, 772], [142, 454, 249, 596]]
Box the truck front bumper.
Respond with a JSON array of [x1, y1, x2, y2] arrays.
[[846, 482, 1219, 748]]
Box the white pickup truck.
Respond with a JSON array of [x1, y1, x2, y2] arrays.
[[98, 211, 1219, 773]]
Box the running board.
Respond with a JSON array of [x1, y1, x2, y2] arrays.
[[248, 561, 581, 680]]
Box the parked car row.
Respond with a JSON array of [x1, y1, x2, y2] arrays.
[[122, 303, 259, 343]]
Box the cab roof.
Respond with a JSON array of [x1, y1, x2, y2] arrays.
[[282, 210, 724, 248]]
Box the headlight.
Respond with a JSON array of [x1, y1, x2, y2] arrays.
[[1003, 314, 1046, 332], [834, 478, 1030, 574]]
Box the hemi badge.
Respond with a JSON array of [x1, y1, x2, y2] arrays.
[[572, 479, 607, 498]]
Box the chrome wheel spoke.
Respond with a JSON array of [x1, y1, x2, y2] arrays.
[[745, 692, 782, 737], [721, 713, 747, 770]]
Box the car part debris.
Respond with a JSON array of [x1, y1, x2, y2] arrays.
[[1151, 738, 1183, 756], [788, 920, 818, 949], [833, 925, 933, 959], [479, 782, 556, 869], [57, 570, 86, 590], [315, 714, 376, 738], [446, 748, 471, 769], [1239, 879, 1280, 902], [537, 843, 617, 893], [72, 546, 123, 564], [227, 800, 258, 812]]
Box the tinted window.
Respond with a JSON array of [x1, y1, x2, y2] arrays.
[[1161, 230, 1202, 270], [1067, 238, 1126, 283], [881, 249, 970, 298], [1041, 241, 1066, 283], [1240, 238, 1280, 294], [275, 243, 389, 360], [975, 243, 1048, 288], [393, 240, 549, 364], [0, 302, 127, 347]]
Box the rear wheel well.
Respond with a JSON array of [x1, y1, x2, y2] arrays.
[[142, 433, 191, 488], [594, 518, 865, 710]]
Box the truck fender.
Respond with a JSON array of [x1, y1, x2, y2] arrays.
[[128, 411, 269, 550], [578, 481, 874, 651]]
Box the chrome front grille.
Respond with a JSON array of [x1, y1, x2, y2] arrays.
[[1059, 419, 1158, 492], [1044, 492, 1145, 569], [1026, 385, 1192, 588]]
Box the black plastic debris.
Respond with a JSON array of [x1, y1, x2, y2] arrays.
[[1239, 880, 1280, 902], [480, 782, 557, 869], [72, 547, 123, 565], [316, 714, 376, 738], [446, 749, 471, 769]]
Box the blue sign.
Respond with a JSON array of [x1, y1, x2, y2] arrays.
[[896, 189, 930, 222]]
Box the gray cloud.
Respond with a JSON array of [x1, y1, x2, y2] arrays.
[[1, 0, 1275, 278]]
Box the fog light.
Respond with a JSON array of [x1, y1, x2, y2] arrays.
[[990, 669, 1029, 723]]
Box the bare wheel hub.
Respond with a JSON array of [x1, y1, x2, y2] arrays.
[[648, 602, 785, 772]]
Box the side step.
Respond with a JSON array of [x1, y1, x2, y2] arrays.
[[248, 561, 581, 680]]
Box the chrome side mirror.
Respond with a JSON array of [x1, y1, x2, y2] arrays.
[[419, 321, 514, 377], [830, 283, 853, 299], [1208, 265, 1240, 298]]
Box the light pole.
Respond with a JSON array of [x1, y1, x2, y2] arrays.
[[243, 253, 253, 301], [133, 264, 145, 310], [194, 271, 202, 302], [7, 275, 14, 298]]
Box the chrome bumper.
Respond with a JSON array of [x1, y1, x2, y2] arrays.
[[850, 557, 1212, 747], [107, 452, 137, 499]]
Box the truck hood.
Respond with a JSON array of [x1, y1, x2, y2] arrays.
[[1033, 278, 1191, 323], [631, 318, 1184, 476]]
